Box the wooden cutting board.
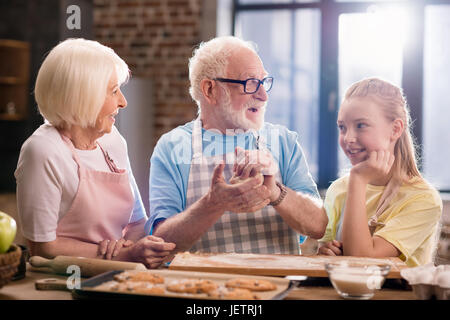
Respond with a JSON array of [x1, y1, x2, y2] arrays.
[[169, 252, 408, 279]]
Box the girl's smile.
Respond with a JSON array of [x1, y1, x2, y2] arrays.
[[346, 147, 367, 163]]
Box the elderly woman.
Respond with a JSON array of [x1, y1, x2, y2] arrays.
[[14, 38, 175, 268]]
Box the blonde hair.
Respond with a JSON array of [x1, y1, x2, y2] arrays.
[[344, 77, 421, 183], [35, 38, 129, 128], [188, 36, 257, 109]]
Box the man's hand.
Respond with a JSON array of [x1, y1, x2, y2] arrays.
[[208, 162, 271, 213], [127, 235, 176, 269], [232, 147, 279, 202]]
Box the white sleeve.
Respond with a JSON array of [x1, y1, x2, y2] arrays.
[[14, 137, 64, 242]]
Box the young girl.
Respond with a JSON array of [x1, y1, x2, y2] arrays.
[[318, 78, 442, 267]]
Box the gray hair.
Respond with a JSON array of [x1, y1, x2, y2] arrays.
[[188, 36, 257, 110]]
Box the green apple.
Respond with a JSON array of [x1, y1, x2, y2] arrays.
[[0, 211, 17, 253]]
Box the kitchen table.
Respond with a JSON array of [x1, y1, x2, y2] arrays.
[[0, 263, 416, 300]]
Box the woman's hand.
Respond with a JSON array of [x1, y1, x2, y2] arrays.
[[98, 238, 134, 260], [128, 235, 176, 269], [350, 150, 395, 184], [318, 240, 343, 256]]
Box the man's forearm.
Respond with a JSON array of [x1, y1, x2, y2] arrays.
[[274, 188, 328, 239], [152, 193, 224, 252]]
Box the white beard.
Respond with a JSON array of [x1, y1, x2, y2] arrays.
[[219, 89, 266, 131]]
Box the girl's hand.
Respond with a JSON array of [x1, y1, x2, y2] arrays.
[[98, 238, 134, 260], [318, 240, 343, 256], [128, 235, 176, 269], [350, 150, 395, 184]]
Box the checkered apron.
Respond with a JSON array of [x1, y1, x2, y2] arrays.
[[187, 118, 300, 254]]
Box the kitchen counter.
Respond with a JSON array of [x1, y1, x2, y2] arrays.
[[0, 263, 416, 300], [0, 265, 71, 300]]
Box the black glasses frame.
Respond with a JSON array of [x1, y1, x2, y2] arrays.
[[214, 77, 274, 94]]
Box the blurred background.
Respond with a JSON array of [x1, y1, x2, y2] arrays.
[[0, 0, 448, 261]]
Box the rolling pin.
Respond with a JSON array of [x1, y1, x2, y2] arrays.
[[29, 255, 146, 277]]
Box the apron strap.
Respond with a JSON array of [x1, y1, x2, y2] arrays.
[[192, 118, 204, 164], [97, 142, 124, 174], [252, 130, 264, 150], [368, 178, 401, 234], [59, 132, 121, 174], [59, 132, 83, 169]]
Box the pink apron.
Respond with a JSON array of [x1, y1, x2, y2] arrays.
[[56, 134, 134, 244]]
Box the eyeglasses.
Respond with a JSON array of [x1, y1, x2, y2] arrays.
[[214, 77, 274, 94]]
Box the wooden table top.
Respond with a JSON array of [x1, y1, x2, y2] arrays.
[[0, 263, 416, 300], [170, 252, 408, 279]]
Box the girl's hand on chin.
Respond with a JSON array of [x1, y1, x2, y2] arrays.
[[350, 150, 395, 184]]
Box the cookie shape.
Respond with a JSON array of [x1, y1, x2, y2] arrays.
[[93, 280, 165, 295], [113, 270, 165, 284], [121, 282, 165, 295], [208, 286, 260, 300], [166, 279, 218, 294], [116, 281, 165, 294], [225, 278, 277, 291]]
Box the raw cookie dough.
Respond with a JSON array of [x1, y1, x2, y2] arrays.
[[225, 278, 277, 291], [166, 279, 218, 294], [113, 270, 165, 284], [208, 286, 261, 300]]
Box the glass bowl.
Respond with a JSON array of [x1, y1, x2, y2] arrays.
[[325, 262, 391, 300]]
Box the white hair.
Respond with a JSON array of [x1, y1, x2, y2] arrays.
[[34, 38, 129, 128], [188, 36, 257, 109]]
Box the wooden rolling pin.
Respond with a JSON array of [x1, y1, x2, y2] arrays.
[[29, 255, 146, 277]]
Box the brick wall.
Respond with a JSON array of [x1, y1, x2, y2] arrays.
[[93, 0, 205, 146]]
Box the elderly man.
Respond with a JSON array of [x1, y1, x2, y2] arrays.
[[146, 36, 327, 254]]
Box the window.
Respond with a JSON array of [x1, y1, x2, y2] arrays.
[[240, 0, 319, 3], [235, 9, 321, 179], [337, 7, 407, 175], [335, 0, 408, 2], [221, 0, 450, 191], [239, 0, 291, 3], [422, 5, 450, 191]]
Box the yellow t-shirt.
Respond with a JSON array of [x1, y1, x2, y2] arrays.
[[321, 175, 442, 267]]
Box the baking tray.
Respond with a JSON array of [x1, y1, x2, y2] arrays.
[[73, 269, 292, 300]]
